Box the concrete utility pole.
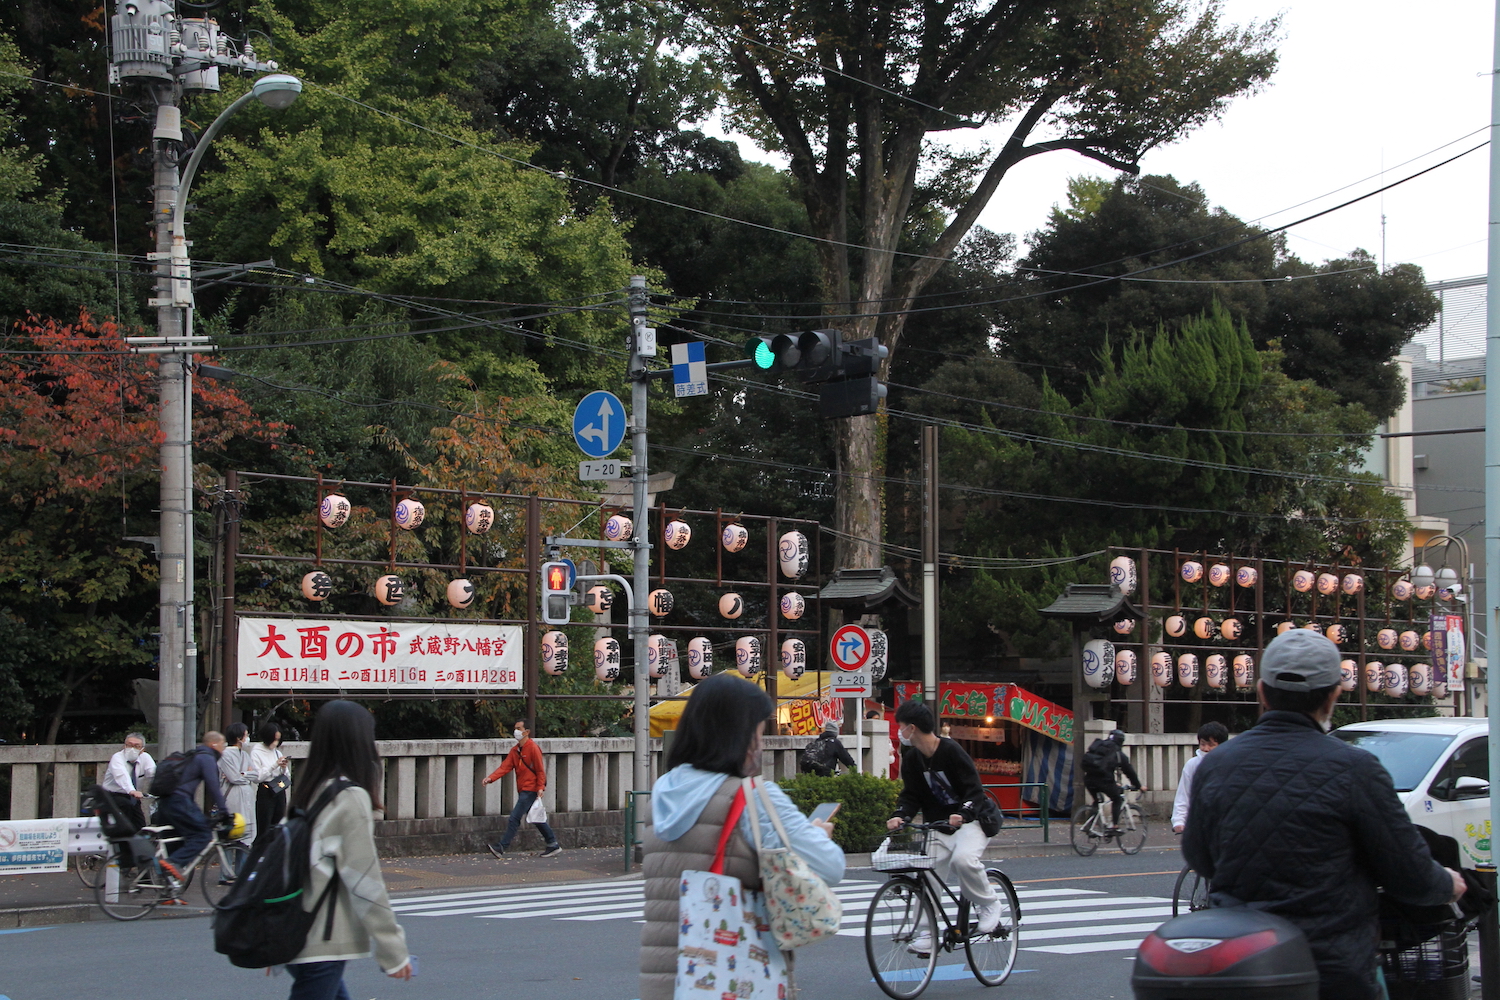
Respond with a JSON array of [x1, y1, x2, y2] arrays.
[[628, 277, 653, 794]]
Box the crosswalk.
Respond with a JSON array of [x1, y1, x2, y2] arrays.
[[390, 878, 1171, 955]]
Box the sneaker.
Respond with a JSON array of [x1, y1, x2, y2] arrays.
[[906, 931, 933, 955], [486, 842, 506, 858], [540, 844, 562, 859], [159, 860, 184, 885], [159, 897, 189, 906], [976, 901, 1002, 935]]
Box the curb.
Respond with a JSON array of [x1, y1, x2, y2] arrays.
[[0, 901, 212, 928]]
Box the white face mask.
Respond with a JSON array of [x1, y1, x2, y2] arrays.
[[123, 747, 141, 762], [897, 729, 912, 747], [513, 730, 525, 742]]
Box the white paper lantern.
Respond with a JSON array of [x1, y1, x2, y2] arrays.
[[373, 574, 404, 606], [868, 629, 888, 682], [1113, 618, 1135, 635], [735, 636, 762, 677], [1177, 653, 1199, 688], [1339, 660, 1357, 692], [604, 514, 633, 541], [1208, 564, 1232, 587], [780, 639, 807, 681], [665, 520, 692, 550], [1114, 649, 1137, 685], [649, 588, 674, 617], [1341, 574, 1364, 595], [1165, 615, 1187, 638], [1275, 621, 1296, 635], [1364, 661, 1385, 693], [1409, 662, 1432, 696], [1082, 639, 1115, 689], [722, 524, 749, 553], [1433, 675, 1450, 699], [687, 637, 714, 680], [1391, 580, 1414, 601], [1399, 630, 1420, 652], [1292, 570, 1315, 593], [1377, 628, 1397, 650], [718, 593, 745, 619], [780, 592, 805, 621], [1385, 663, 1409, 697], [1316, 573, 1339, 596], [648, 634, 673, 679], [1109, 556, 1137, 595], [1193, 617, 1216, 640], [594, 637, 621, 682], [1150, 651, 1173, 687], [1233, 654, 1255, 690], [319, 493, 351, 528], [1415, 584, 1437, 600], [464, 501, 495, 535], [1180, 561, 1204, 583], [541, 630, 568, 676], [301, 571, 333, 601], [1324, 623, 1348, 645], [446, 578, 476, 610], [778, 531, 810, 579], [1236, 566, 1258, 588], [1219, 618, 1243, 641], [585, 586, 614, 614], [394, 498, 425, 530], [1205, 654, 1228, 690]]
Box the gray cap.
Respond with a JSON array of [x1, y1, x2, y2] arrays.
[[823, 720, 840, 733], [1260, 629, 1342, 691]]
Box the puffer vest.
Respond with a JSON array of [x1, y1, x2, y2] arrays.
[[639, 775, 761, 1000]]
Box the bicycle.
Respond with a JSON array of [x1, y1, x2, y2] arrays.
[[88, 804, 249, 920], [1171, 866, 1209, 916], [1070, 787, 1146, 856], [864, 822, 1021, 999]]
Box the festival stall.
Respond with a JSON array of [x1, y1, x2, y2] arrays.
[[648, 671, 845, 738]]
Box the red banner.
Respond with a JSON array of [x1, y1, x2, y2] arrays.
[[894, 681, 1073, 744]]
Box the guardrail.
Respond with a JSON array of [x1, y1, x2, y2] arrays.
[[983, 781, 1050, 842]]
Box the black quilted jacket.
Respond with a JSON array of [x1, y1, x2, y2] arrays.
[[1182, 711, 1453, 1000]]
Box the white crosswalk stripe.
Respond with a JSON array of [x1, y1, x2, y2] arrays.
[[391, 877, 1168, 954]]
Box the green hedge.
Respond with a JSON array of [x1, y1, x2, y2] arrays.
[[778, 772, 902, 853]]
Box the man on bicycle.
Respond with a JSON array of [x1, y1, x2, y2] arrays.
[[1081, 729, 1141, 834], [153, 731, 230, 884], [1183, 629, 1465, 1000], [885, 701, 1002, 945], [1171, 721, 1227, 834]]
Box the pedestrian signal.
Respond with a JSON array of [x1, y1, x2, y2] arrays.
[[541, 561, 574, 625]]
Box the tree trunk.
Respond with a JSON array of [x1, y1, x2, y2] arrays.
[[834, 413, 883, 570]]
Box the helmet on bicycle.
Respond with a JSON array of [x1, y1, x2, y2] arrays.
[[226, 812, 247, 841], [1108, 729, 1126, 743]]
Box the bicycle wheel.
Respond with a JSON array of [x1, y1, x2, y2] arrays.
[[865, 876, 939, 1000], [1070, 806, 1100, 857], [1172, 866, 1209, 915], [966, 870, 1020, 987], [200, 843, 248, 908], [1117, 805, 1146, 855], [94, 860, 166, 920], [75, 853, 107, 888]]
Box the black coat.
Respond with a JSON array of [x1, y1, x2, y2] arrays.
[[1182, 711, 1454, 1000]]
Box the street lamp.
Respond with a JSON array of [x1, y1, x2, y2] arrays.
[[1415, 534, 1472, 716]]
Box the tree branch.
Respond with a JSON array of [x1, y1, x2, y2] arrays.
[[1019, 139, 1141, 175]]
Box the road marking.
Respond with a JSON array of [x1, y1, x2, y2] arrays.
[[1026, 939, 1144, 955]]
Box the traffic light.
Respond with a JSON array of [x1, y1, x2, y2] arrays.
[[745, 331, 889, 419], [541, 561, 574, 625], [746, 330, 841, 378]]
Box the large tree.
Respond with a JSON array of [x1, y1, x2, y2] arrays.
[[693, 0, 1279, 568]]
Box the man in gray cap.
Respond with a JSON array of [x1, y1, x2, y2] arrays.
[[798, 720, 856, 777], [1183, 629, 1465, 1000]]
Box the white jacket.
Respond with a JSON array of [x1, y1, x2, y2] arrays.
[[1171, 749, 1206, 831]]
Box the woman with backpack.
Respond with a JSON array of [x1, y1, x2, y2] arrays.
[[285, 699, 410, 997]]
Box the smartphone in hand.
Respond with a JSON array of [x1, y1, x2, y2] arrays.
[[809, 802, 841, 824]]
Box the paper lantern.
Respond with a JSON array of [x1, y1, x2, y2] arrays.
[[1364, 661, 1385, 693], [687, 637, 714, 679], [1180, 561, 1204, 583], [1208, 564, 1231, 587], [780, 592, 805, 621], [647, 635, 674, 679], [1399, 631, 1420, 652], [1150, 652, 1173, 687], [1316, 573, 1338, 596], [718, 593, 745, 619], [1114, 649, 1137, 686], [1433, 676, 1450, 699], [1113, 618, 1135, 635], [1275, 621, 1295, 635], [1302, 622, 1321, 633], [373, 574, 404, 606], [868, 629, 889, 682], [1414, 584, 1436, 600], [1341, 574, 1364, 595], [722, 524, 749, 553], [649, 588, 674, 617], [585, 586, 614, 614], [1385, 663, 1408, 698], [1440, 586, 1460, 601], [446, 578, 476, 610], [665, 519, 692, 550], [1339, 660, 1357, 692], [301, 571, 333, 602], [658, 636, 679, 679], [1193, 617, 1216, 640], [1377, 628, 1397, 650], [1205, 654, 1228, 690], [735, 636, 762, 677], [778, 531, 810, 579], [1409, 662, 1432, 696], [1391, 580, 1414, 601], [1324, 624, 1347, 645], [1292, 570, 1315, 593], [1082, 639, 1116, 689], [1177, 653, 1199, 688], [319, 493, 351, 528], [1233, 654, 1255, 690], [464, 501, 495, 535], [780, 639, 807, 681], [394, 498, 425, 530], [1165, 615, 1187, 638], [541, 631, 568, 676], [1109, 556, 1137, 595], [593, 637, 621, 682], [1421, 631, 1434, 651], [604, 514, 633, 541], [1236, 566, 1258, 588], [1219, 618, 1243, 641]]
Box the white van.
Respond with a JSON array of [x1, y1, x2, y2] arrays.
[[1333, 717, 1490, 868]]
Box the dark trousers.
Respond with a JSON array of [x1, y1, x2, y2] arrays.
[[287, 960, 352, 1000], [105, 791, 146, 833], [498, 790, 558, 849], [254, 782, 287, 848], [1085, 778, 1125, 825], [155, 793, 211, 867]]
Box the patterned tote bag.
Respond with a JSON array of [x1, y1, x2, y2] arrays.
[[743, 777, 843, 949]]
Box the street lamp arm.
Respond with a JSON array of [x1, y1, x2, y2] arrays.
[[174, 89, 258, 241]]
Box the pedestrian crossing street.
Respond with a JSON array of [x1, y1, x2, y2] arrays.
[[390, 877, 1172, 955]]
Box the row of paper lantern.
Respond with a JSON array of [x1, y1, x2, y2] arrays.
[[319, 494, 500, 535], [601, 517, 812, 579], [1110, 555, 1452, 601], [540, 629, 889, 684], [582, 585, 811, 621], [302, 571, 480, 609], [1121, 614, 1443, 652]]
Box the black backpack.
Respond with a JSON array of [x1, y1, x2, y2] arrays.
[[798, 736, 836, 775], [212, 778, 350, 969], [1081, 738, 1116, 778], [150, 746, 209, 798]]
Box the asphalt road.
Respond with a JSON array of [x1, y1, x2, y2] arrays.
[[0, 842, 1185, 1000]]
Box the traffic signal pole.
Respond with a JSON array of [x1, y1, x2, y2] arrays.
[[629, 277, 653, 796]]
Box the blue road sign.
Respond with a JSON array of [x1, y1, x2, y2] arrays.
[[671, 341, 708, 398], [572, 391, 626, 458]]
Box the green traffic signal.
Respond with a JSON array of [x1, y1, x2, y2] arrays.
[[753, 339, 776, 369]]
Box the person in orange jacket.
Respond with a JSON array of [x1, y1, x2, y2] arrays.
[[482, 720, 562, 858]]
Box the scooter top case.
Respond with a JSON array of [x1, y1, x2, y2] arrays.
[[1132, 907, 1319, 1000]]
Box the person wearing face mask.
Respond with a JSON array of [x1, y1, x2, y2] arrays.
[[250, 720, 292, 849], [217, 722, 258, 854], [482, 721, 562, 858], [1183, 629, 1466, 1000], [101, 733, 156, 831]]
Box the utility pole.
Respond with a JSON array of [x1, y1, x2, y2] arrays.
[[628, 277, 653, 794], [921, 425, 939, 705]]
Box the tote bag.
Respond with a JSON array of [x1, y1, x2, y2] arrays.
[[743, 777, 842, 949], [675, 786, 790, 1000]]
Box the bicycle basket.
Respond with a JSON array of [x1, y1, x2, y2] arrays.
[[871, 827, 935, 871]]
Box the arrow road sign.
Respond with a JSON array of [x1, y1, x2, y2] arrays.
[[830, 671, 872, 698], [830, 624, 871, 672], [572, 391, 626, 459]]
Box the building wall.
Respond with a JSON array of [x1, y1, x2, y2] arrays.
[[1412, 389, 1485, 656]]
